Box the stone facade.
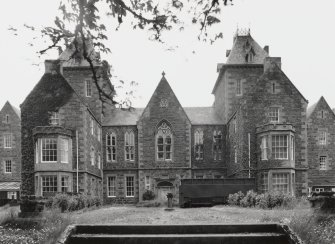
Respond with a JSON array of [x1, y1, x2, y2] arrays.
[[0, 102, 21, 201], [307, 97, 335, 192], [19, 31, 335, 204]]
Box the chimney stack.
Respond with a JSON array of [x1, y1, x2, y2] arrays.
[[44, 60, 62, 74], [263, 45, 269, 54], [264, 57, 281, 73]]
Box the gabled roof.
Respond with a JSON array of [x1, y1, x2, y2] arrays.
[[226, 33, 268, 65], [184, 107, 224, 125], [0, 182, 20, 191], [1, 101, 20, 119], [103, 108, 144, 126], [307, 96, 334, 119]]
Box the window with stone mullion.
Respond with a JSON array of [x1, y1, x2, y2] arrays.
[[213, 130, 222, 161], [107, 133, 117, 162], [195, 130, 204, 160], [156, 123, 173, 161]]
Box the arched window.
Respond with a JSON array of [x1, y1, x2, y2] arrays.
[[194, 130, 204, 160], [125, 131, 135, 161], [156, 122, 173, 161], [106, 133, 116, 162]]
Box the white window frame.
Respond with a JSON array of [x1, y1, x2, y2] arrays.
[[194, 130, 204, 160], [41, 175, 58, 194], [271, 135, 288, 160], [269, 107, 279, 123], [4, 134, 12, 148], [90, 147, 95, 166], [106, 133, 117, 162], [107, 176, 116, 197], [319, 156, 327, 170], [97, 127, 101, 141], [125, 176, 135, 197], [4, 160, 12, 173], [60, 138, 69, 163], [61, 176, 69, 193], [50, 111, 60, 125], [272, 173, 289, 193], [125, 131, 135, 161], [290, 135, 295, 160], [41, 138, 58, 163], [86, 80, 92, 97], [261, 136, 268, 160], [97, 154, 101, 169], [7, 191, 17, 200]]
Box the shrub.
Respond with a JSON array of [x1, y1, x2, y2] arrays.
[[240, 190, 257, 207], [227, 191, 244, 206], [143, 190, 155, 201]]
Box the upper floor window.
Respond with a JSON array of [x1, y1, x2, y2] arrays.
[[194, 130, 204, 160], [261, 136, 268, 160], [90, 117, 94, 135], [318, 131, 327, 145], [236, 80, 242, 96], [90, 147, 95, 166], [4, 134, 12, 148], [290, 136, 295, 160], [4, 160, 12, 173], [156, 123, 172, 161], [269, 107, 279, 123], [97, 127, 101, 141], [271, 135, 288, 160], [86, 80, 92, 97], [98, 154, 101, 169], [321, 110, 326, 119], [213, 130, 223, 161], [41, 138, 57, 162], [4, 114, 9, 124], [245, 52, 254, 63], [60, 138, 69, 163], [50, 112, 60, 126], [271, 82, 276, 94], [125, 131, 135, 161], [319, 156, 327, 170], [106, 133, 117, 162]]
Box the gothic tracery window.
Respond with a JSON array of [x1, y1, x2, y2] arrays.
[[125, 131, 135, 161], [156, 122, 173, 161], [213, 130, 223, 161], [194, 130, 204, 160]]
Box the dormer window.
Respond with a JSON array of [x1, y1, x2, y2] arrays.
[[50, 112, 60, 126]]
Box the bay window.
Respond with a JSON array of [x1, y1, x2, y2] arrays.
[[261, 136, 268, 160], [42, 138, 58, 162], [42, 176, 57, 194], [272, 173, 289, 193], [271, 135, 288, 160], [36, 137, 71, 164]]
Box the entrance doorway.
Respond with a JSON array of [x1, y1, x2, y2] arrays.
[[156, 181, 174, 202]]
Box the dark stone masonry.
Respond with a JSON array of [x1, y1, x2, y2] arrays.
[[1, 30, 334, 205]]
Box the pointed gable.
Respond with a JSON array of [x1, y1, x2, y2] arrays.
[[0, 101, 20, 120], [139, 74, 190, 123], [226, 31, 269, 65], [307, 96, 335, 120]]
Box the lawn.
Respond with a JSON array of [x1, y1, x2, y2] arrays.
[[0, 204, 334, 244]]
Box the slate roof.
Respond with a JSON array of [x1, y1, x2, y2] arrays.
[[184, 107, 224, 125], [0, 182, 20, 191], [102, 107, 224, 126], [226, 34, 268, 65], [307, 101, 318, 118]]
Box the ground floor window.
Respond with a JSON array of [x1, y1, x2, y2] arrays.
[[42, 176, 57, 195], [145, 176, 151, 190], [260, 172, 268, 193], [315, 188, 324, 193], [7, 191, 17, 200], [272, 173, 289, 193], [107, 176, 116, 197], [4, 160, 12, 173], [126, 176, 134, 197], [61, 176, 69, 193]]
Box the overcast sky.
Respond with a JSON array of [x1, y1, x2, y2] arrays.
[[1, 0, 335, 110]]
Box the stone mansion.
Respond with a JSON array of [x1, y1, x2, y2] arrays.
[[2, 30, 334, 204]]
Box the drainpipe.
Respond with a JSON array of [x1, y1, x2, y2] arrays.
[[248, 133, 251, 178], [76, 130, 79, 193]]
